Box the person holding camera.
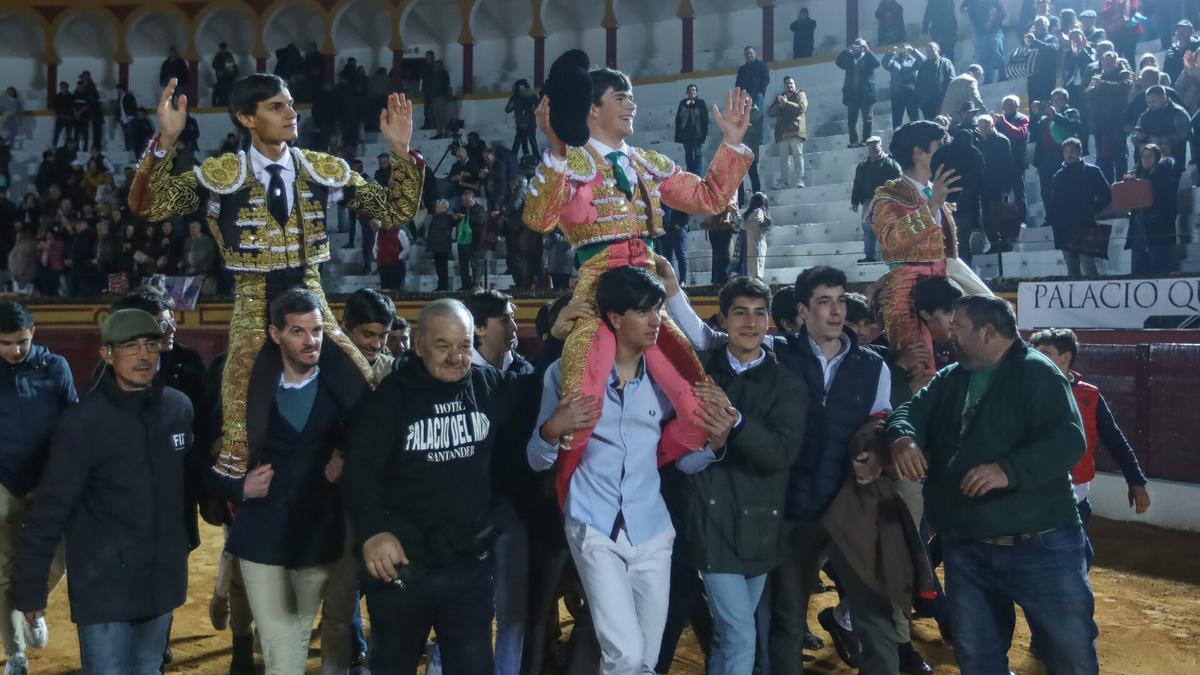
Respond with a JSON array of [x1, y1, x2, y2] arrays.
[[883, 44, 926, 129], [836, 38, 881, 147], [506, 79, 540, 158]]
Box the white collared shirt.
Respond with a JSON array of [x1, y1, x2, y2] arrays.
[[726, 347, 766, 375], [250, 143, 297, 215], [903, 173, 942, 225], [471, 348, 514, 372], [279, 366, 320, 390]]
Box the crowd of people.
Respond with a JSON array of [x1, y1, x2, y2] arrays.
[[0, 257, 1154, 674]]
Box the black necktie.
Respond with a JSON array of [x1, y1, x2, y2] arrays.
[[264, 164, 289, 227]]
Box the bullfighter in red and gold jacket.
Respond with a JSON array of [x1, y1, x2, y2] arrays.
[[523, 52, 753, 502]]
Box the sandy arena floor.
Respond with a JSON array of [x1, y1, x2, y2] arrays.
[[20, 517, 1200, 674]]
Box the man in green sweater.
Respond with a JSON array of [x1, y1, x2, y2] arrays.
[[885, 295, 1098, 675]]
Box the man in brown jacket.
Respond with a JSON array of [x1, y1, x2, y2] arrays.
[[1084, 50, 1135, 182], [768, 76, 808, 188]]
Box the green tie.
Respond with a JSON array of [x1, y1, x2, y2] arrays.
[[922, 185, 934, 200], [605, 151, 634, 200]]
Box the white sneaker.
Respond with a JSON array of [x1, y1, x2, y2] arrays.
[[3, 652, 28, 675], [23, 614, 48, 650]]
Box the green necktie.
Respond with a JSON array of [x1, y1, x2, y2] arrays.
[[605, 151, 634, 200], [922, 185, 934, 200]]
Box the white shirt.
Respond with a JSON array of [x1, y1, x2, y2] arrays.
[[279, 366, 320, 390], [903, 173, 942, 225], [250, 143, 297, 215], [727, 347, 766, 374], [471, 347, 514, 372]]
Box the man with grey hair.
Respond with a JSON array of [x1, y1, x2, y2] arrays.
[[342, 298, 578, 672]]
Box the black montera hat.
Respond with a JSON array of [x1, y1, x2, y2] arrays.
[[544, 49, 592, 147]]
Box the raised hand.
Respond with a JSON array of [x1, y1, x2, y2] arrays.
[[379, 92, 414, 157], [157, 78, 188, 148], [929, 164, 962, 209], [535, 96, 567, 160], [712, 87, 752, 147]]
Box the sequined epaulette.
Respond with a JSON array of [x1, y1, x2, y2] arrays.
[[630, 147, 677, 179], [194, 152, 248, 195], [295, 149, 352, 187], [564, 146, 599, 182]]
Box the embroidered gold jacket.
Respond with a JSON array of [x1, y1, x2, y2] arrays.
[[522, 143, 751, 248], [868, 176, 959, 263], [129, 143, 424, 273]]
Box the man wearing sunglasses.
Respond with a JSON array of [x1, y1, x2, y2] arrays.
[[15, 309, 198, 674]]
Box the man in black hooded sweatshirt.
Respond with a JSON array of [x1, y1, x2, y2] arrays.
[[342, 298, 577, 673]]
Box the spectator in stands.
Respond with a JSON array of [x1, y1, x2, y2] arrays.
[[506, 79, 540, 158], [768, 76, 808, 189], [481, 147, 510, 209], [971, 0, 1009, 83], [883, 45, 925, 129], [1085, 51, 1135, 184], [1122, 67, 1169, 139], [1133, 85, 1193, 173], [427, 199, 455, 291], [182, 219, 218, 285], [1101, 0, 1143, 65], [1079, 9, 1105, 44], [1049, 137, 1111, 278], [70, 81, 92, 149], [64, 219, 98, 296], [464, 131, 488, 168], [0, 88, 19, 148], [1138, 53, 1170, 85], [888, 295, 1096, 675], [114, 84, 137, 154], [419, 50, 439, 130], [993, 96, 1030, 218], [1031, 89, 1082, 226], [454, 190, 486, 289], [1164, 20, 1199, 85], [836, 38, 881, 147], [159, 46, 189, 90], [917, 43, 956, 121], [544, 228, 573, 289], [736, 46, 771, 108], [790, 8, 817, 59], [941, 65, 985, 128], [131, 108, 154, 159], [660, 208, 690, 284], [976, 115, 1014, 253], [342, 288, 398, 386], [448, 145, 481, 201], [501, 177, 536, 288], [273, 41, 303, 81], [1061, 29, 1095, 110], [741, 192, 771, 280], [934, 128, 985, 262], [699, 200, 738, 287], [923, 0, 959, 61], [212, 42, 238, 107], [7, 224, 36, 295], [1029, 328, 1151, 538], [52, 82, 72, 147], [427, 61, 453, 139], [1125, 143, 1178, 275], [744, 99, 765, 194], [876, 0, 907, 45], [851, 137, 901, 263], [373, 218, 411, 291], [675, 84, 710, 175]]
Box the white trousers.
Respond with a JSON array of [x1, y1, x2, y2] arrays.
[[564, 517, 674, 675]]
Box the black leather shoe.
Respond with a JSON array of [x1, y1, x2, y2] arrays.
[[802, 628, 824, 650], [899, 649, 934, 674], [818, 607, 861, 668]]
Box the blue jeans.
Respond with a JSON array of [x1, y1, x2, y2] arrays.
[[493, 520, 529, 675], [661, 227, 689, 282], [944, 526, 1098, 675], [860, 203, 877, 259], [76, 613, 173, 675], [703, 573, 767, 675], [975, 29, 1007, 83]]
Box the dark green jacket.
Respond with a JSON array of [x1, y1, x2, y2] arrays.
[[885, 340, 1085, 540], [674, 347, 808, 576]]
